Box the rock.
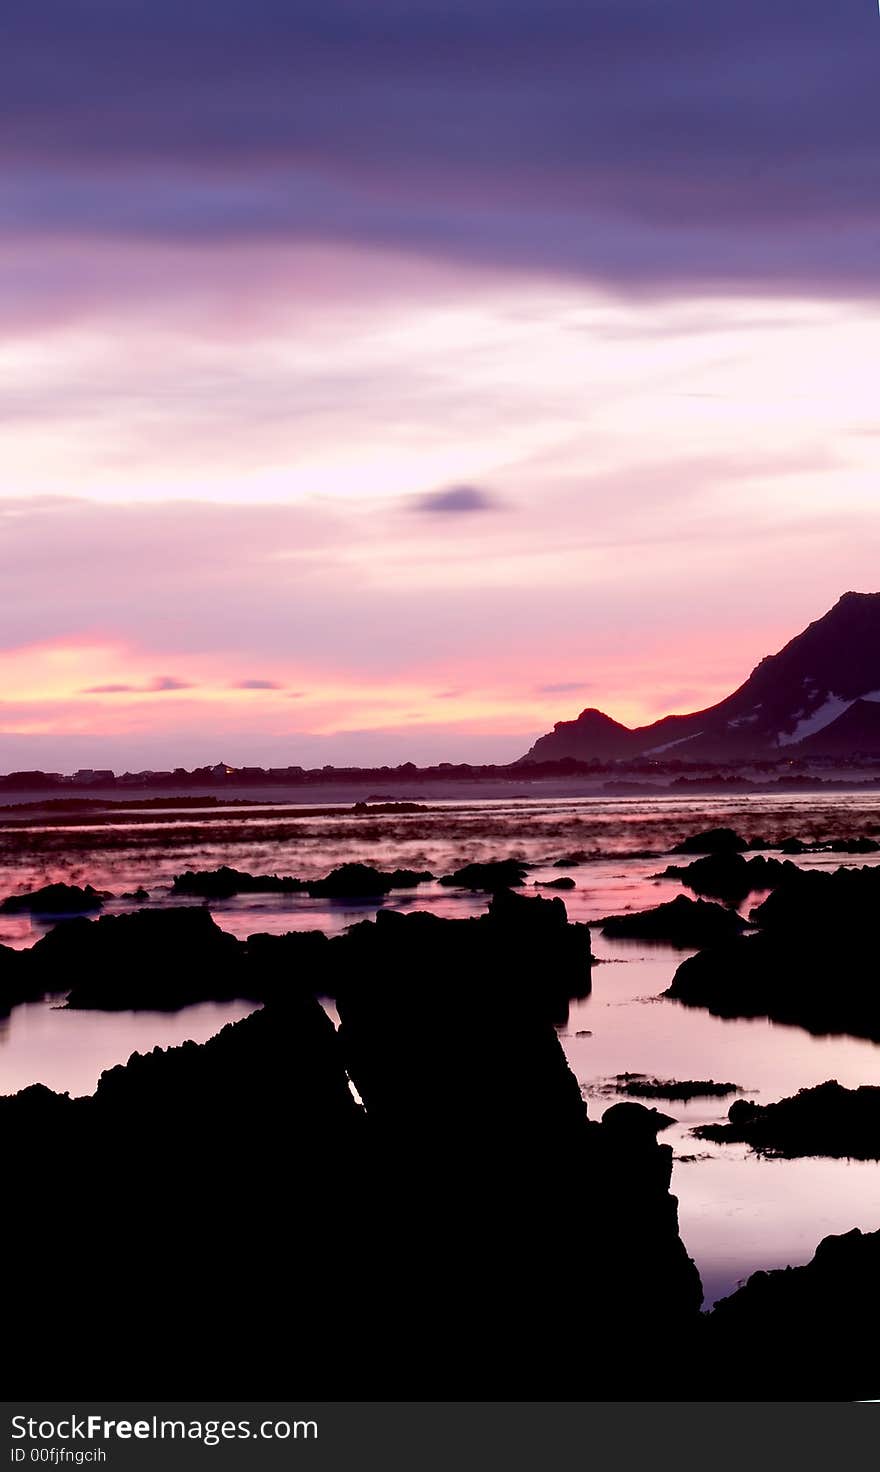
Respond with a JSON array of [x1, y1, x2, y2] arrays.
[[670, 827, 749, 855], [605, 1074, 742, 1101], [28, 907, 246, 1009], [331, 894, 701, 1391], [3, 887, 703, 1400], [599, 894, 747, 947], [438, 859, 529, 890], [121, 887, 150, 902], [2, 999, 365, 1396], [658, 852, 795, 904], [306, 863, 432, 897], [696, 1080, 880, 1158], [705, 1227, 880, 1397], [601, 1100, 677, 1136], [0, 943, 43, 1017], [0, 882, 110, 914], [534, 876, 576, 890], [172, 866, 307, 898], [667, 865, 880, 1040]]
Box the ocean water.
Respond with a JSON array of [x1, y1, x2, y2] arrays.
[[3, 789, 880, 1305]]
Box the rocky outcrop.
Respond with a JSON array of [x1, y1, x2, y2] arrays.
[[2, 998, 365, 1396], [0, 942, 43, 1017], [0, 881, 109, 914], [696, 1080, 880, 1158], [29, 907, 246, 1009], [4, 891, 702, 1399], [171, 865, 307, 897], [670, 828, 749, 855], [601, 1074, 743, 1101], [599, 894, 747, 947], [306, 862, 433, 897], [331, 895, 701, 1393], [659, 852, 796, 904], [705, 1227, 880, 1397], [438, 859, 529, 889], [667, 862, 880, 1040]]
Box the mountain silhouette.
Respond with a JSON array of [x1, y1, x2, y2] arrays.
[[520, 592, 880, 763]]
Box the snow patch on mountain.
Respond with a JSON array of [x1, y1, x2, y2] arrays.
[[778, 690, 880, 747]]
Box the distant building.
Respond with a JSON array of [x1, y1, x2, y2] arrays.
[[210, 762, 236, 778]]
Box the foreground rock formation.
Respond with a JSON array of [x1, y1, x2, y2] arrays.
[[599, 894, 747, 947], [704, 1227, 880, 1398], [697, 1080, 880, 1158], [2, 890, 701, 1398], [667, 863, 880, 1040]]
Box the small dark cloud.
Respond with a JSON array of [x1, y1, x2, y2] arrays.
[[536, 682, 592, 695], [436, 688, 464, 699], [286, 690, 306, 699], [411, 485, 501, 515], [82, 683, 137, 694], [233, 678, 282, 690], [150, 676, 192, 691]]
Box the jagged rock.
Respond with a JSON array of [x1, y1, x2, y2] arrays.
[[2, 1001, 365, 1396], [121, 887, 150, 901], [670, 828, 749, 855], [705, 1227, 880, 1397], [306, 862, 433, 897], [28, 907, 245, 1009], [332, 895, 701, 1390], [0, 882, 110, 914], [244, 929, 333, 1003], [601, 1100, 676, 1136], [534, 876, 576, 890], [4, 888, 703, 1400], [696, 1080, 880, 1158], [438, 859, 529, 889], [659, 852, 795, 904], [604, 1074, 742, 1101], [599, 894, 747, 947], [172, 865, 307, 898], [0, 943, 43, 1017], [667, 864, 880, 1040]]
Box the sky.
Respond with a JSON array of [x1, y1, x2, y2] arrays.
[[2, 0, 880, 771]]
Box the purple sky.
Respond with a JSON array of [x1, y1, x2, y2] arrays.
[[2, 1, 880, 770]]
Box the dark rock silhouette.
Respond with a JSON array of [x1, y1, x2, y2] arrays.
[[603, 1074, 743, 1101], [438, 858, 529, 889], [306, 862, 433, 897], [534, 876, 576, 890], [2, 998, 365, 1396], [3, 893, 701, 1398], [659, 852, 795, 904], [0, 942, 42, 1017], [30, 907, 246, 1009], [172, 865, 307, 898], [520, 592, 880, 762], [599, 894, 747, 947], [667, 864, 880, 1040], [0, 881, 109, 914], [696, 1080, 880, 1158], [331, 898, 700, 1392], [670, 827, 749, 855], [705, 1227, 880, 1397], [601, 1100, 676, 1136]]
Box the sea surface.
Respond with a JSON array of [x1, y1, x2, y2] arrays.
[[3, 789, 880, 1306]]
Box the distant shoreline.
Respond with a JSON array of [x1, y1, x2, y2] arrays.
[[3, 770, 880, 811]]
